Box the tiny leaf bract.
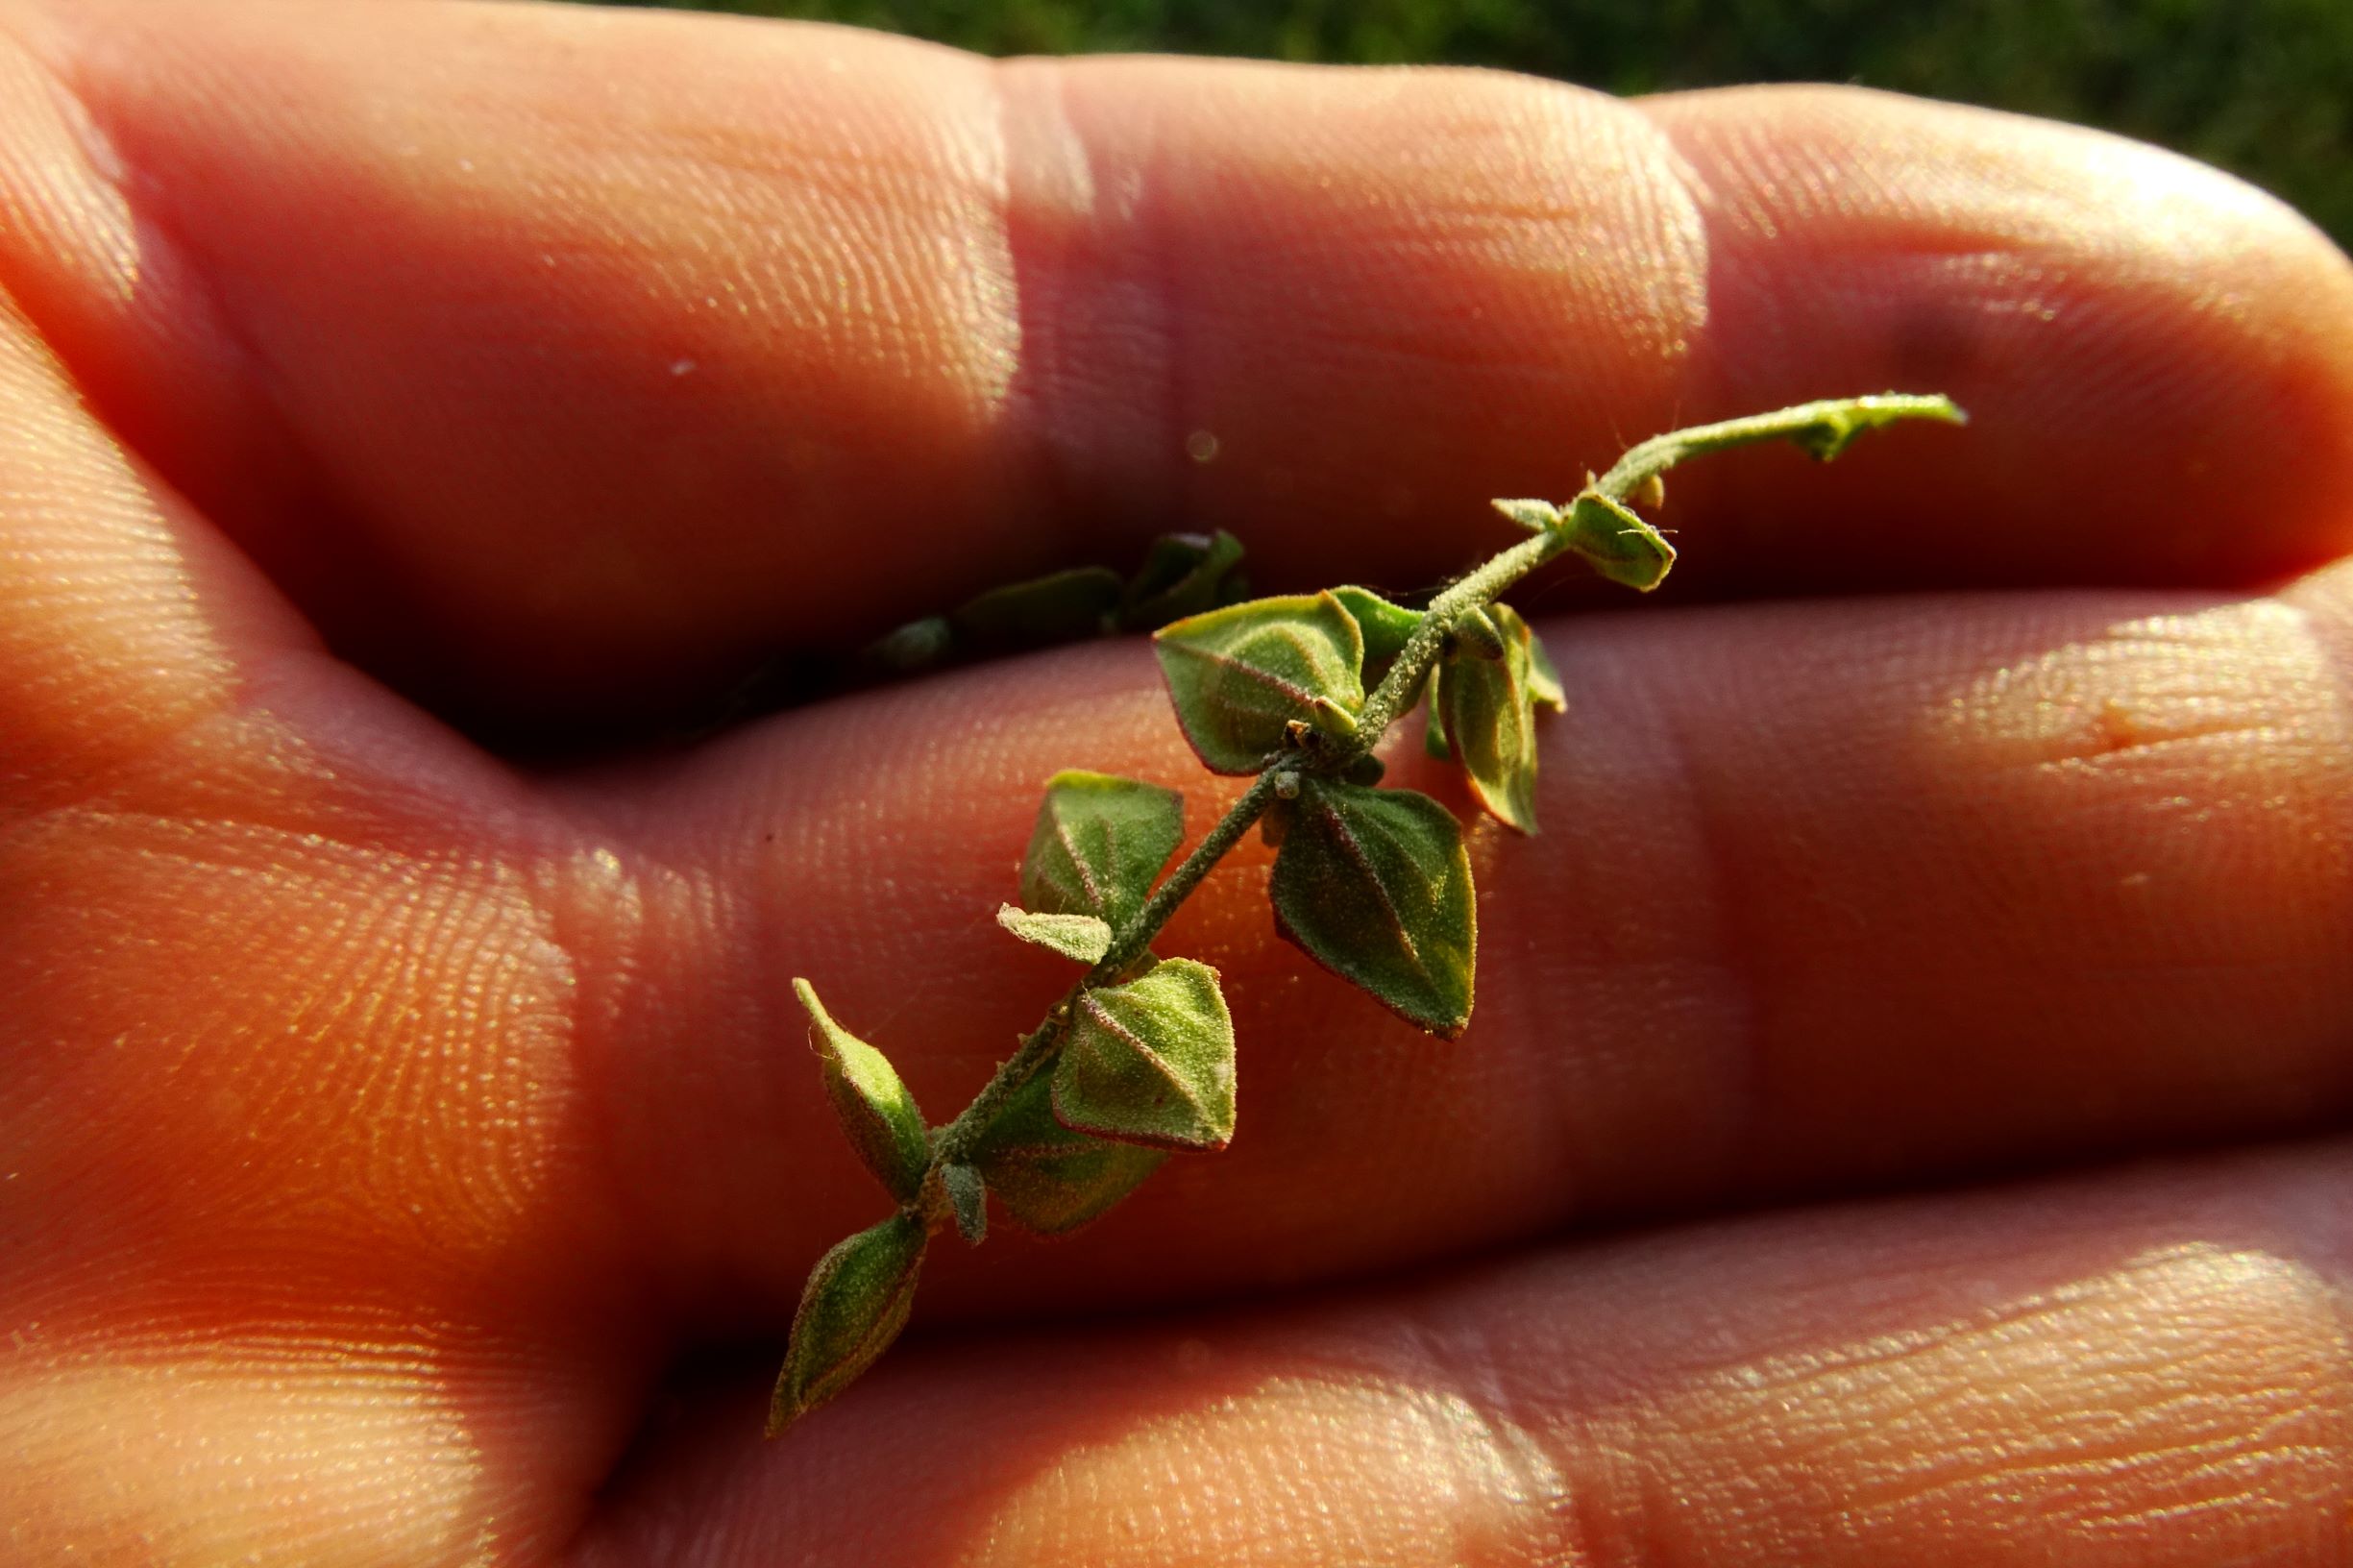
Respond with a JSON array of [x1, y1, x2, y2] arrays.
[[995, 904, 1115, 965]]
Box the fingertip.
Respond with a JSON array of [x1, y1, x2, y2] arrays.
[[1642, 85, 2353, 591]]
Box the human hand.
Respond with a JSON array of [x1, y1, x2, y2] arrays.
[[5, 3, 2351, 1562]]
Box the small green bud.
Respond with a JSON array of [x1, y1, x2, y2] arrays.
[[1561, 491, 1677, 592], [792, 979, 931, 1204]]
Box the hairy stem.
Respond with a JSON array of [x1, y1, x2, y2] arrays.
[[925, 391, 1965, 1193], [931, 769, 1287, 1164]]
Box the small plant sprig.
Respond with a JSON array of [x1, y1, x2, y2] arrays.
[[769, 393, 1965, 1433]]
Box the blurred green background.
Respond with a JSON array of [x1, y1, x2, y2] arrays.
[[582, 0, 2350, 249]]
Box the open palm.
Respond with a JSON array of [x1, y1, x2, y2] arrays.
[[6, 3, 2352, 1562]]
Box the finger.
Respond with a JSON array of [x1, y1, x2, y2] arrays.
[[576, 553, 2353, 1330], [575, 1139, 2353, 1567], [9, 2, 2349, 726]]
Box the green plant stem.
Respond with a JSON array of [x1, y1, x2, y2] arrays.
[[1593, 393, 1964, 497], [1350, 528, 1563, 742], [930, 769, 1287, 1166], [922, 391, 1964, 1198]]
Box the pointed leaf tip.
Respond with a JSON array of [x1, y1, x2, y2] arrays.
[[1269, 781, 1475, 1037], [996, 904, 1115, 965], [768, 1213, 927, 1434], [1153, 592, 1366, 773], [1052, 960, 1237, 1151], [794, 978, 932, 1204]]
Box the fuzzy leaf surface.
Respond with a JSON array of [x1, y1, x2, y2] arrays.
[[768, 1213, 926, 1433], [1153, 592, 1365, 773], [793, 978, 931, 1203], [1491, 497, 1559, 533], [941, 1162, 987, 1245], [1052, 960, 1236, 1151], [1490, 602, 1564, 711], [1441, 626, 1539, 834], [1562, 491, 1677, 591], [1329, 585, 1423, 686], [995, 904, 1114, 965], [1270, 781, 1476, 1037], [1422, 666, 1452, 760], [966, 1070, 1168, 1235], [1019, 771, 1185, 930]]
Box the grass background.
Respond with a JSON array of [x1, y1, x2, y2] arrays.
[[579, 0, 2351, 250]]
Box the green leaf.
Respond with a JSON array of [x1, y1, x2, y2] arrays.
[[1491, 498, 1559, 533], [949, 566, 1123, 649], [1269, 781, 1476, 1037], [793, 978, 931, 1204], [1453, 605, 1508, 662], [1561, 491, 1677, 591], [1329, 585, 1423, 685], [966, 1069, 1168, 1235], [940, 1162, 987, 1245], [1422, 666, 1452, 760], [1051, 959, 1237, 1152], [1440, 627, 1539, 834], [1020, 771, 1185, 930], [1489, 603, 1563, 712], [1153, 592, 1366, 773], [1118, 530, 1247, 629], [995, 904, 1114, 965], [768, 1213, 926, 1433]]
